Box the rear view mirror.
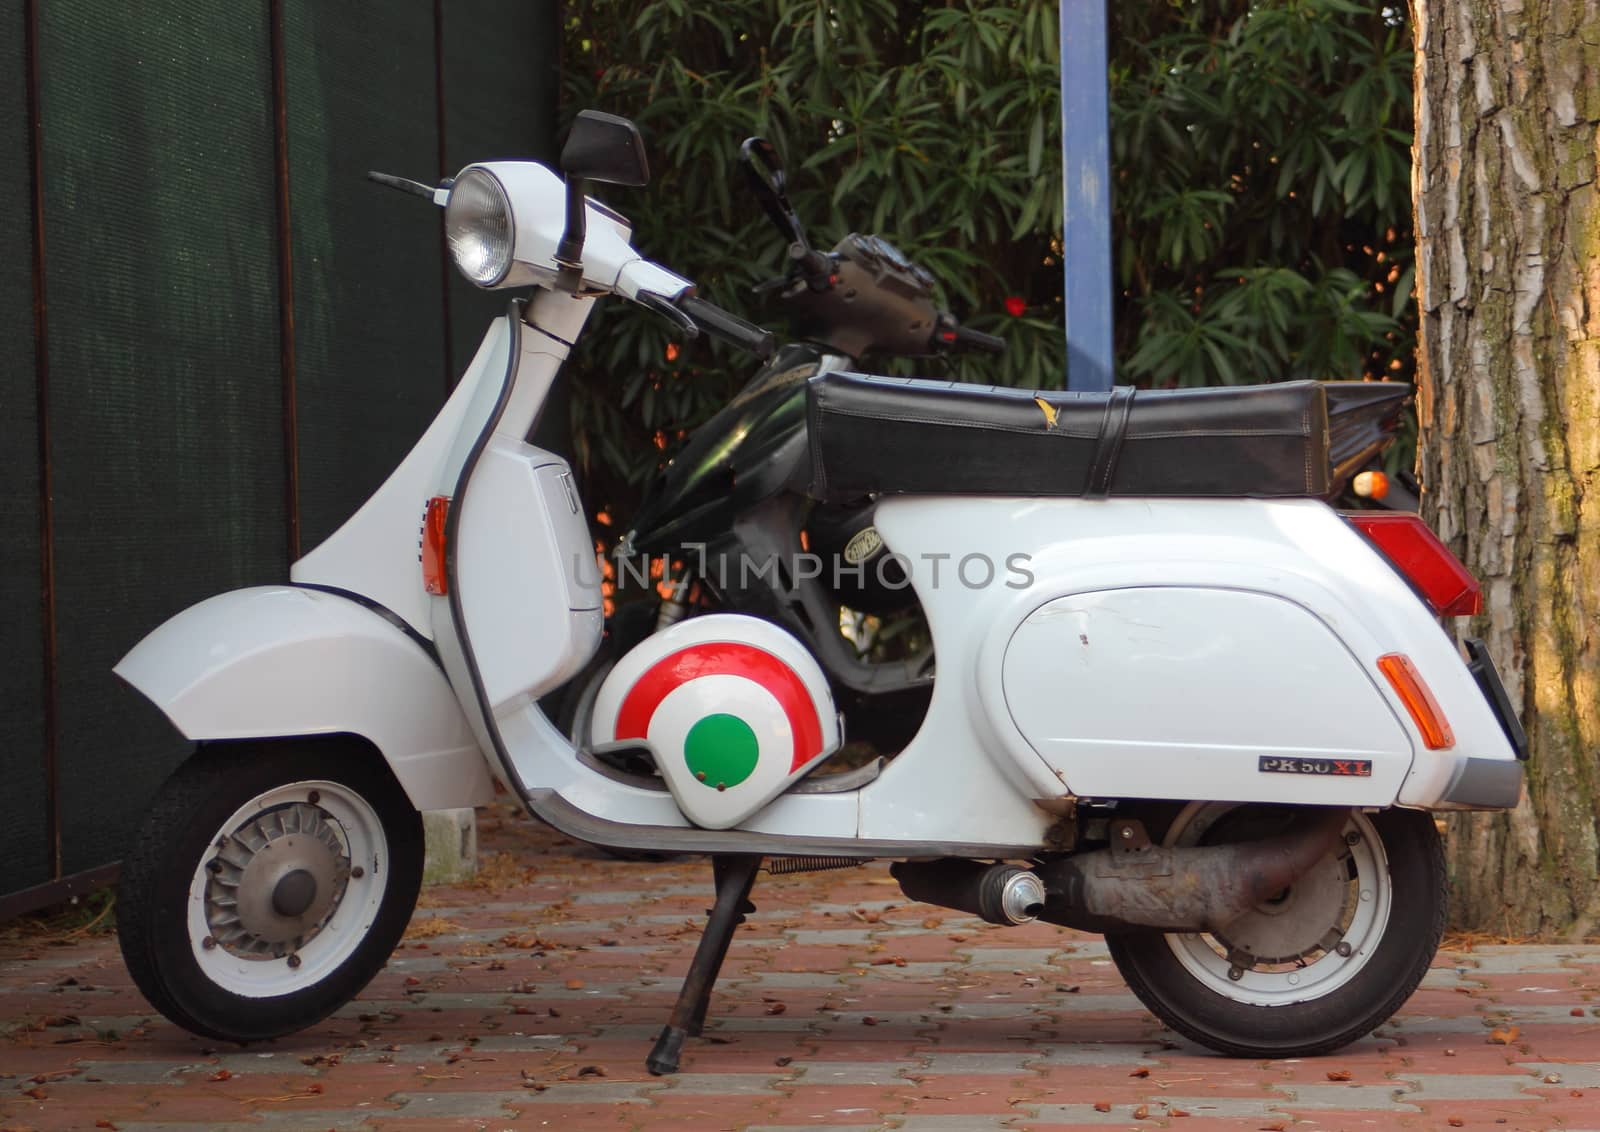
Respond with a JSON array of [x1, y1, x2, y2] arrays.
[[561, 110, 649, 187]]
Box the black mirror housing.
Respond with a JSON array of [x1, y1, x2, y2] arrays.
[[561, 110, 649, 187]]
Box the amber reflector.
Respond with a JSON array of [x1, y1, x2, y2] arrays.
[[422, 495, 450, 596], [1377, 653, 1455, 750]]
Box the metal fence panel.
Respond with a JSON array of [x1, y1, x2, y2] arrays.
[[0, 0, 50, 896], [37, 0, 287, 875], [441, 0, 559, 381], [283, 0, 449, 552]]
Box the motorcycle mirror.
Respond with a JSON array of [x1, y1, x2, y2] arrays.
[[555, 110, 650, 292], [740, 136, 808, 249], [561, 109, 650, 187]]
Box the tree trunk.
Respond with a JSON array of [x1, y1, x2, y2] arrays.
[[1412, 0, 1600, 936]]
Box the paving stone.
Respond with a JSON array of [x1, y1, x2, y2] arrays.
[[912, 1051, 1041, 1076], [1268, 1083, 1422, 1110], [71, 1059, 206, 1084], [510, 1080, 670, 1104], [386, 1090, 534, 1117], [790, 1060, 919, 1085], [956, 948, 1064, 969], [1400, 1073, 1542, 1099], [1456, 947, 1588, 974], [1030, 1099, 1263, 1123], [1024, 1043, 1157, 1066], [1520, 1061, 1600, 1087], [786, 929, 879, 945], [661, 1072, 790, 1095], [892, 1116, 1020, 1131]]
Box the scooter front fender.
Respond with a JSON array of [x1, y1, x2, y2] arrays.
[[115, 585, 493, 811]]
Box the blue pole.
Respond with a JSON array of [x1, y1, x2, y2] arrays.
[[1060, 1, 1114, 391]]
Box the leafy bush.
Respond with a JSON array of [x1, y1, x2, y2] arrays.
[[560, 0, 1414, 511]]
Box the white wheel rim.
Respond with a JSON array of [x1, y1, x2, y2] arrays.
[[1162, 804, 1391, 1007], [186, 779, 389, 998]]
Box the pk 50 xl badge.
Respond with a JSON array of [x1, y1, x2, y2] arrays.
[[1258, 756, 1373, 777]]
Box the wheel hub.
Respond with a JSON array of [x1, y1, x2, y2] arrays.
[[204, 802, 351, 958], [1212, 852, 1355, 964]]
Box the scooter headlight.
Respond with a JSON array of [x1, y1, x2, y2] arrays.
[[445, 168, 513, 286]]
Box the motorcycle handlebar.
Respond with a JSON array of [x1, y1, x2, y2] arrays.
[[677, 294, 776, 360], [936, 322, 1007, 355]]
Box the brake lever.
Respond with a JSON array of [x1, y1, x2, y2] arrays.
[[635, 291, 701, 339], [739, 137, 808, 248]]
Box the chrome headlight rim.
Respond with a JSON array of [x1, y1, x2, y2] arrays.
[[445, 167, 514, 287]]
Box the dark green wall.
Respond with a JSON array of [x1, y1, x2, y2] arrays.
[[2, 0, 558, 909]]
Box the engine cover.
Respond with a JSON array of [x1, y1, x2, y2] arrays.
[[588, 614, 842, 829]]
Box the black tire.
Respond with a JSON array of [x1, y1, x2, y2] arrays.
[[117, 738, 423, 1043], [1105, 806, 1445, 1058]]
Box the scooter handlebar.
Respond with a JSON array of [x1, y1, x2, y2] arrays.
[[676, 294, 776, 360]]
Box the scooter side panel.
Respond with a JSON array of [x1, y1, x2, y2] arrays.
[[1002, 586, 1411, 804], [114, 585, 492, 811], [454, 436, 604, 710]]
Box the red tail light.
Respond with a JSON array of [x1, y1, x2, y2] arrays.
[[1346, 513, 1481, 616]]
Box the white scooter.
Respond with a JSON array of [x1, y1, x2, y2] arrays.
[[114, 111, 1527, 1073]]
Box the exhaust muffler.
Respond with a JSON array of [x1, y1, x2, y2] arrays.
[[1035, 807, 1352, 934], [892, 808, 1350, 935]]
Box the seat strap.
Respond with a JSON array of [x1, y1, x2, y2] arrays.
[[1084, 385, 1136, 499]]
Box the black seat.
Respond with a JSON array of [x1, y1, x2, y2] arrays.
[[804, 373, 1330, 502]]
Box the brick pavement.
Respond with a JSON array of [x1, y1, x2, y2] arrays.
[[3, 806, 1599, 1132]]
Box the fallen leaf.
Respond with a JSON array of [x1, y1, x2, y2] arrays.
[[775, 1056, 793, 1067], [1447, 1118, 1464, 1128], [1574, 1008, 1586, 1017], [1130, 1067, 1150, 1078], [1093, 1101, 1112, 1113], [1260, 1123, 1288, 1132], [1170, 1109, 1190, 1118], [1133, 1104, 1150, 1119], [921, 917, 941, 929], [1488, 1026, 1520, 1045], [862, 1016, 879, 1026], [1326, 1069, 1353, 1082], [565, 979, 585, 990], [765, 1002, 787, 1015], [577, 1065, 605, 1077], [23, 1087, 48, 1100], [209, 1069, 232, 1082]]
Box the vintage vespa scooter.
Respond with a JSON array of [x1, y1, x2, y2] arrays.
[[114, 111, 1527, 1073]]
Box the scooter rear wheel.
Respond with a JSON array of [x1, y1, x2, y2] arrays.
[[117, 739, 422, 1043], [1105, 803, 1444, 1058]]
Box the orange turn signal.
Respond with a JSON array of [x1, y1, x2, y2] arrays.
[[1377, 653, 1454, 750], [422, 495, 450, 596], [1352, 470, 1389, 500]]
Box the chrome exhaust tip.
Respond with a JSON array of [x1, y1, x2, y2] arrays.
[[891, 860, 1046, 926]]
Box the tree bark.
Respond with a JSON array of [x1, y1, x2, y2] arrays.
[[1412, 0, 1600, 935]]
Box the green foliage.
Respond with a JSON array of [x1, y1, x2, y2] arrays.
[[560, 0, 1415, 509]]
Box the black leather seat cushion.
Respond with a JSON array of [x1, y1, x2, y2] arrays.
[[805, 373, 1330, 501]]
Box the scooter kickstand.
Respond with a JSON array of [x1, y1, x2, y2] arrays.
[[646, 853, 762, 1076]]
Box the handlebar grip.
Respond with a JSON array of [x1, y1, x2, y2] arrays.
[[945, 324, 1007, 355], [677, 294, 776, 359]]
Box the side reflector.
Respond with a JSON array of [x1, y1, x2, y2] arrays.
[[1346, 512, 1482, 616], [1377, 653, 1455, 750], [422, 495, 450, 596]]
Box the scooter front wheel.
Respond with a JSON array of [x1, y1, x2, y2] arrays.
[[1105, 803, 1445, 1058], [117, 739, 423, 1043]]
